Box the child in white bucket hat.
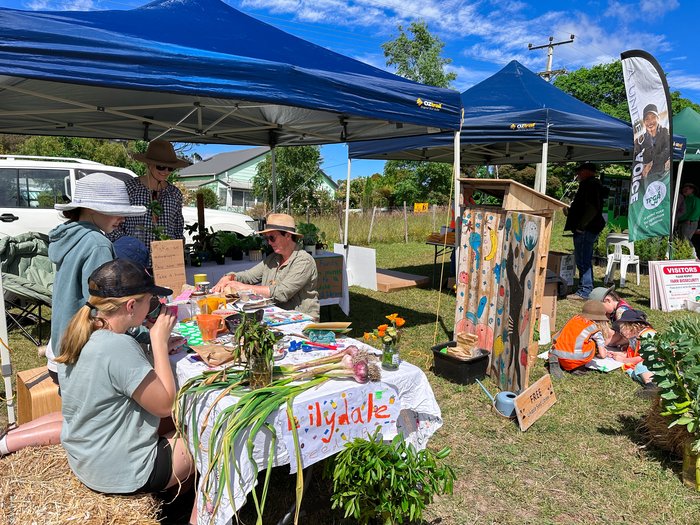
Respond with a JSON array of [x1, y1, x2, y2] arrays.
[[47, 173, 147, 380]]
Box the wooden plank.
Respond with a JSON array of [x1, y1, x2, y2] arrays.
[[375, 269, 430, 292], [514, 374, 557, 431], [17, 366, 61, 424]]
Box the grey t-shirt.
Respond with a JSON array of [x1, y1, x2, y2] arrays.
[[59, 330, 160, 493]]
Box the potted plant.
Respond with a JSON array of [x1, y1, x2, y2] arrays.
[[231, 312, 278, 389], [297, 221, 321, 256], [242, 234, 264, 261], [326, 427, 455, 525], [210, 230, 239, 264], [184, 222, 214, 264], [640, 317, 700, 490]]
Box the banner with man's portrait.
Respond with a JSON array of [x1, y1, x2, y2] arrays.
[[621, 50, 672, 241]]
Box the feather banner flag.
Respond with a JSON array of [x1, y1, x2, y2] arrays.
[[620, 50, 672, 241]]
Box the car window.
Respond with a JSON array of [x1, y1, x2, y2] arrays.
[[76, 169, 133, 184], [0, 168, 68, 208]]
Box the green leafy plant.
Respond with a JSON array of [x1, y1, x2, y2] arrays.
[[210, 230, 239, 256], [639, 317, 700, 451], [241, 234, 264, 252], [232, 313, 278, 388], [297, 221, 321, 247], [326, 427, 455, 525], [184, 222, 215, 256]]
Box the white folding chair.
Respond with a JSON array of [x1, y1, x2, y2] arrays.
[[603, 233, 640, 287]]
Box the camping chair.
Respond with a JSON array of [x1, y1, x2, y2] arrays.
[[603, 232, 640, 288], [0, 232, 55, 345]]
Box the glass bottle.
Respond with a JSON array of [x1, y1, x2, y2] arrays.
[[382, 341, 400, 370]]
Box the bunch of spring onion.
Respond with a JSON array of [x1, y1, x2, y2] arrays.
[[173, 345, 381, 525]]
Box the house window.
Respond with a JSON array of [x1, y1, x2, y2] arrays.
[[231, 190, 245, 207], [218, 187, 227, 206]]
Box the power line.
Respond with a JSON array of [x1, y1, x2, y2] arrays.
[[528, 35, 575, 81]]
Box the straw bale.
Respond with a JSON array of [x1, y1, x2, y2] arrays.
[[0, 445, 160, 525], [640, 396, 690, 458]]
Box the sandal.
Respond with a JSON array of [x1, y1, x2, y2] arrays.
[[0, 422, 18, 441]]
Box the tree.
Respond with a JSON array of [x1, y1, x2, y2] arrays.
[[554, 60, 700, 120], [382, 21, 456, 88], [253, 146, 324, 213]]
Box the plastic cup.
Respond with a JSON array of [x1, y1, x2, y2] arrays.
[[196, 314, 226, 341], [193, 273, 208, 284]]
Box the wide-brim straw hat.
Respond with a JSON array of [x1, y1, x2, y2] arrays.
[[132, 139, 191, 169], [55, 172, 147, 217], [581, 300, 609, 322], [258, 213, 302, 238]]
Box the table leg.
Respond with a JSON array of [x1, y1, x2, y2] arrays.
[[277, 464, 314, 525]]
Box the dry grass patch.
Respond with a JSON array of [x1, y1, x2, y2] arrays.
[[0, 445, 160, 525]]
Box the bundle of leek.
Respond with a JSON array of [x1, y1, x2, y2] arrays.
[[174, 345, 381, 525]]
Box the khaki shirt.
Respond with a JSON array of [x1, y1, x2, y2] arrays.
[[235, 245, 320, 320]]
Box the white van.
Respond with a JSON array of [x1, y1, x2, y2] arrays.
[[0, 155, 257, 239]]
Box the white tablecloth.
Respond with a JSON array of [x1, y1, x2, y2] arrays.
[[170, 320, 442, 525]]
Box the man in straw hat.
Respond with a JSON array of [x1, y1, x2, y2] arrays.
[[47, 172, 147, 382], [547, 300, 610, 378], [212, 213, 320, 319], [108, 140, 191, 259]]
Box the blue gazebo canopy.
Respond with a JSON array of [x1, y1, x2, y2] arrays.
[[349, 60, 638, 164], [0, 0, 462, 145]]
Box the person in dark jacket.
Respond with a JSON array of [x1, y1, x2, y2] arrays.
[[565, 163, 606, 300]]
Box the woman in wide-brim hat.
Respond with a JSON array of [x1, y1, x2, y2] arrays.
[[108, 140, 191, 259], [46, 172, 147, 384], [211, 213, 320, 320]]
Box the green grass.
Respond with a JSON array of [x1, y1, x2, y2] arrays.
[[4, 216, 700, 523]]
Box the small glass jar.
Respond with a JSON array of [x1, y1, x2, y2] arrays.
[[382, 341, 400, 370]]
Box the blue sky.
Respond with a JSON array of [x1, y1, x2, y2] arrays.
[[1, 0, 698, 181]]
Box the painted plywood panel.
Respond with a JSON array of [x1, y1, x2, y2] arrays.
[[491, 212, 544, 393], [454, 207, 506, 353]]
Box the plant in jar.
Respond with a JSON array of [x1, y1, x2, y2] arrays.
[[232, 313, 278, 389], [365, 313, 405, 370]]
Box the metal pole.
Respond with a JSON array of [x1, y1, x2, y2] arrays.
[[0, 273, 16, 424], [670, 156, 687, 258], [343, 155, 352, 247], [271, 147, 277, 212]]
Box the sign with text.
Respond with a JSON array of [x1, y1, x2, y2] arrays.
[[315, 254, 343, 300], [414, 202, 429, 213], [279, 384, 401, 472], [649, 260, 700, 311], [514, 374, 556, 431], [151, 239, 186, 296]]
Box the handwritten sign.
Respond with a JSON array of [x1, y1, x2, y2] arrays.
[[514, 374, 556, 431], [314, 254, 343, 300], [414, 202, 429, 213], [151, 239, 186, 296], [279, 383, 401, 472]]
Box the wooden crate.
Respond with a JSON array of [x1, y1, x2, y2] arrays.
[[17, 366, 61, 424]]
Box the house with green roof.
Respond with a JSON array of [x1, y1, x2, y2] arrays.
[[177, 147, 338, 212]]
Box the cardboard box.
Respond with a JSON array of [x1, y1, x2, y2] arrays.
[[17, 366, 61, 424], [540, 281, 558, 333], [547, 251, 575, 287]]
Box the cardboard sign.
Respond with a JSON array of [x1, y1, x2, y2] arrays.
[[547, 251, 575, 286], [280, 384, 401, 473], [514, 374, 556, 431], [315, 254, 343, 300], [414, 202, 428, 213], [150, 239, 186, 296]]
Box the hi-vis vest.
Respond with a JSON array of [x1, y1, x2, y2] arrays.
[[550, 315, 600, 371], [623, 327, 656, 371]]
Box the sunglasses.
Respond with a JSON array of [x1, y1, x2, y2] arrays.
[[155, 165, 175, 173], [264, 233, 286, 242]]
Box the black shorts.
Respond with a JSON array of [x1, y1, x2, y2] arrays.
[[137, 437, 173, 493]]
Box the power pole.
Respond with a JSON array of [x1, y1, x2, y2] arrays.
[[528, 35, 575, 81]]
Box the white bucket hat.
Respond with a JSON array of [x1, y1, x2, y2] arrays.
[[55, 172, 147, 217]]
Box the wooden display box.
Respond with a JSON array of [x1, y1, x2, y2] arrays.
[[17, 366, 61, 424]]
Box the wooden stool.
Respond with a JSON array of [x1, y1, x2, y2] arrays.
[[16, 366, 61, 424]]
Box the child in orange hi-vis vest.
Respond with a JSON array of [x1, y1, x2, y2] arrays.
[[548, 301, 612, 379], [606, 309, 657, 395]]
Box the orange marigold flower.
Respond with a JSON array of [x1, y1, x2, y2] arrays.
[[377, 324, 389, 332], [395, 317, 406, 327], [363, 332, 371, 341], [377, 329, 386, 338], [386, 313, 399, 323]]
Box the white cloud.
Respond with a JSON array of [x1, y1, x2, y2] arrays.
[[25, 0, 96, 10]]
